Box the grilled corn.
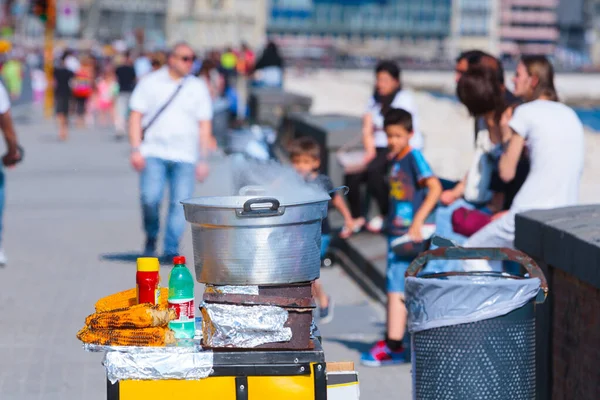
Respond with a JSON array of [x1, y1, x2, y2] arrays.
[[94, 287, 168, 312], [76, 326, 175, 347], [85, 304, 176, 330]]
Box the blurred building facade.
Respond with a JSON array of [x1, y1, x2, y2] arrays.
[[499, 0, 559, 57], [78, 0, 267, 51], [584, 0, 600, 65], [266, 0, 569, 61], [81, 0, 167, 46], [166, 0, 267, 51], [450, 0, 500, 58], [267, 0, 453, 60], [557, 0, 586, 53]]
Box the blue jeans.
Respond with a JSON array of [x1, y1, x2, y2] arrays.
[[428, 199, 491, 274], [387, 236, 415, 294], [320, 234, 331, 260], [140, 158, 195, 255]]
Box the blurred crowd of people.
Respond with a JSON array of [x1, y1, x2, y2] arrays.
[[0, 39, 287, 267], [43, 40, 284, 141]]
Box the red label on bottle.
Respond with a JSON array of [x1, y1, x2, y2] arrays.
[[137, 284, 159, 305], [168, 298, 195, 322]]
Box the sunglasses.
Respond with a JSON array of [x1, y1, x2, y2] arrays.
[[176, 55, 196, 63]]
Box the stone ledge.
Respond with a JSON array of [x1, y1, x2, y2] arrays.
[[515, 205, 600, 290]]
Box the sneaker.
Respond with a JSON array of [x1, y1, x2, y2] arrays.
[[143, 238, 157, 257], [0, 249, 6, 266], [366, 216, 384, 233], [319, 297, 334, 324], [360, 340, 406, 367]]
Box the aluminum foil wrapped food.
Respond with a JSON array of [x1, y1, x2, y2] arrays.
[[201, 302, 292, 348], [204, 285, 259, 295], [83, 342, 203, 353], [103, 350, 214, 383]]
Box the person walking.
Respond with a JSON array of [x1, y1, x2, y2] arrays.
[[1, 54, 24, 100], [134, 51, 152, 79], [71, 55, 95, 129], [128, 42, 214, 259], [0, 80, 22, 265], [115, 51, 136, 139], [95, 65, 119, 128], [53, 53, 74, 141], [252, 41, 284, 88]]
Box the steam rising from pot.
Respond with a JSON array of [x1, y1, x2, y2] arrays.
[[199, 154, 330, 204]]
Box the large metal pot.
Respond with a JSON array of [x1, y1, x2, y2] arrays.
[[182, 193, 330, 285]]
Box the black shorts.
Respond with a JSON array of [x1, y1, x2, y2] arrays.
[[55, 94, 70, 115]]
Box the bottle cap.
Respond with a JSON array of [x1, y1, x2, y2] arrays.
[[173, 256, 186, 265], [137, 257, 160, 272]]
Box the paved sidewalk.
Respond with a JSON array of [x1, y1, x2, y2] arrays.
[[0, 111, 411, 399]]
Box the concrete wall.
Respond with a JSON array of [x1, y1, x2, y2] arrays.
[[551, 269, 599, 399], [515, 206, 600, 400]]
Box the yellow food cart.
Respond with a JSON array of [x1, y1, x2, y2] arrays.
[[98, 338, 359, 400]]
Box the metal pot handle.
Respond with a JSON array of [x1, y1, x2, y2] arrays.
[[328, 185, 349, 196], [238, 197, 284, 217], [405, 244, 548, 303]]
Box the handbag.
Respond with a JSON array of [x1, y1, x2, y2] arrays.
[[451, 207, 492, 237], [141, 78, 187, 139]]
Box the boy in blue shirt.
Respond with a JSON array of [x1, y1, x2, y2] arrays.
[[361, 108, 442, 366]]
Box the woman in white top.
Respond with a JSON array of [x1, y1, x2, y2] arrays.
[[345, 61, 424, 235], [462, 55, 585, 271]]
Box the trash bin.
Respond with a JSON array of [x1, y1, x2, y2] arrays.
[[405, 245, 548, 400]]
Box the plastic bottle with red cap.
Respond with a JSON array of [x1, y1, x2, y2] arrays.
[[168, 256, 195, 339]]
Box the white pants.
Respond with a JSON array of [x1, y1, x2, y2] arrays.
[[461, 212, 516, 272]]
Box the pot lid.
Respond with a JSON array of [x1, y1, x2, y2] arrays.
[[181, 192, 331, 209]]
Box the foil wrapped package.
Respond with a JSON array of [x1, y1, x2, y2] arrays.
[[201, 302, 292, 348], [103, 351, 214, 384], [204, 285, 259, 295], [83, 342, 203, 354]]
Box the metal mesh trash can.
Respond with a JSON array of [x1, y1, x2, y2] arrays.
[[405, 246, 548, 400]]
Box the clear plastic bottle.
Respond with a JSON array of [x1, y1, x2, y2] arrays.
[[168, 256, 195, 339]]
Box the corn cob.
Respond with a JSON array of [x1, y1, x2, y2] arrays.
[[85, 304, 176, 330], [76, 326, 175, 347], [94, 287, 169, 312]]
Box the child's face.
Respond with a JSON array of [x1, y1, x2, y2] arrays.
[[291, 154, 320, 177], [386, 125, 413, 154]]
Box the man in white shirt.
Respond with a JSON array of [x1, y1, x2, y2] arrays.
[[129, 42, 214, 259], [0, 82, 22, 265]]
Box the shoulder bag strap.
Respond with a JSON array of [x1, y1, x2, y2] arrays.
[[142, 77, 187, 140]]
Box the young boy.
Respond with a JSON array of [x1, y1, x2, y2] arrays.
[[361, 108, 442, 366], [289, 137, 355, 323]]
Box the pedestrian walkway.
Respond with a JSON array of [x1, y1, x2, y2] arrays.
[[0, 111, 411, 399]]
